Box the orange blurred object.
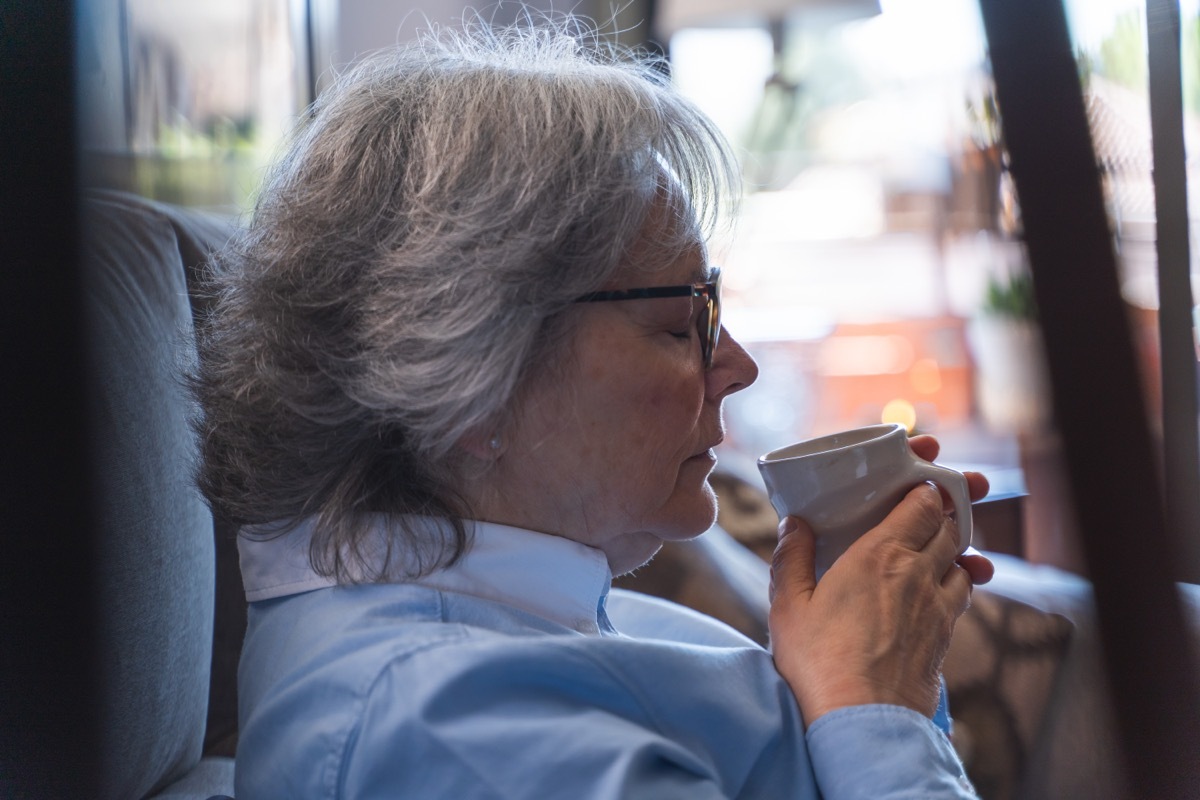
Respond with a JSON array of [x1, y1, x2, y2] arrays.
[[809, 315, 973, 434]]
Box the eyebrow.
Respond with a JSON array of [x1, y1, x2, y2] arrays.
[[676, 262, 718, 286], [666, 264, 714, 287], [579, 263, 715, 299]]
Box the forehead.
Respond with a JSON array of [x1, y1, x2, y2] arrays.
[[615, 194, 709, 286]]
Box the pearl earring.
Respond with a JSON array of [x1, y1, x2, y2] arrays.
[[488, 435, 501, 451]]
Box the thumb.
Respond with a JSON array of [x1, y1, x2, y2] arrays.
[[769, 516, 817, 610]]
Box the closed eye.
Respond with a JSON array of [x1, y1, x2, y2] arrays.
[[670, 301, 705, 340], [621, 296, 695, 340]]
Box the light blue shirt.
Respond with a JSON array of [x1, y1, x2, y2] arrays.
[[235, 518, 976, 798]]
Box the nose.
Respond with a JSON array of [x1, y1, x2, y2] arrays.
[[707, 325, 758, 400]]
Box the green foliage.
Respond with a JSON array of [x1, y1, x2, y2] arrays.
[[1098, 10, 1148, 91], [1184, 16, 1200, 115], [965, 84, 1003, 149], [1076, 49, 1095, 88], [982, 270, 1037, 320], [1087, 9, 1200, 116]]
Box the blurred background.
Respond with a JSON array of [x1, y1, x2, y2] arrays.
[[76, 0, 1200, 569]]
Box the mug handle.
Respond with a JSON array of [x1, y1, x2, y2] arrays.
[[912, 462, 973, 553]]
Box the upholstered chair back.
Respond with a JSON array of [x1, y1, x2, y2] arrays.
[[83, 190, 236, 799]]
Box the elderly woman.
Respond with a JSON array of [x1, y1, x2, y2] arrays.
[[194, 22, 993, 799]]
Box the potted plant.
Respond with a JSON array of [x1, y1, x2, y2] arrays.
[[968, 264, 1052, 432]]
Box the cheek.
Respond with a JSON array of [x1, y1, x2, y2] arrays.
[[648, 369, 706, 420], [576, 342, 705, 460], [627, 382, 706, 457]]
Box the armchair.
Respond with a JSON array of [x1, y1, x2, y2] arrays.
[[84, 190, 237, 799]]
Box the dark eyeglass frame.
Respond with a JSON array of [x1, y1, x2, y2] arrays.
[[572, 267, 722, 369]]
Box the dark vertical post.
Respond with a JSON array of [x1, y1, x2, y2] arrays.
[[977, 0, 1200, 795], [1146, 0, 1200, 581], [0, 0, 98, 796]]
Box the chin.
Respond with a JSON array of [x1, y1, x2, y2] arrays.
[[608, 485, 718, 575], [608, 533, 667, 576], [657, 484, 720, 542], [691, 480, 721, 529]]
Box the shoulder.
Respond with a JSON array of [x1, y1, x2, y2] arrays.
[[606, 588, 763, 648]]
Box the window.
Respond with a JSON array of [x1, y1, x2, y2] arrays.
[[668, 0, 1200, 567]]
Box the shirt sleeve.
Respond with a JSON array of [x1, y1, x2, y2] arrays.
[[806, 705, 978, 798]]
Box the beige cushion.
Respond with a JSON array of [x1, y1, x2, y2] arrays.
[[943, 589, 1074, 800]]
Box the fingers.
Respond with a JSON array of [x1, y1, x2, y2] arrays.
[[908, 434, 991, 503], [869, 482, 966, 583], [886, 492, 976, 623], [965, 470, 990, 503], [941, 560, 974, 616], [921, 513, 964, 574], [956, 549, 995, 585], [907, 434, 939, 463], [769, 516, 817, 610], [871, 482, 948, 552]]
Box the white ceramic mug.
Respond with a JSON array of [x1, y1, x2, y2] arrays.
[[757, 423, 973, 578]]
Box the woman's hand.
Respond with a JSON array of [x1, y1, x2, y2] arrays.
[[908, 434, 994, 584], [767, 437, 994, 726]]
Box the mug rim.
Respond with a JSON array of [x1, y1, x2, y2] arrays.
[[757, 422, 906, 465]]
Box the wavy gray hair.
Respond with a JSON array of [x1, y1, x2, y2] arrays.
[[192, 20, 739, 580]]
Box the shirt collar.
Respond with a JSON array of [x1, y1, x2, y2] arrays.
[[238, 517, 615, 634]]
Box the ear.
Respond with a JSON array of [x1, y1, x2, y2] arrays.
[[457, 428, 503, 461]]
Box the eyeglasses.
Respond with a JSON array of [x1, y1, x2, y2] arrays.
[[573, 267, 722, 369]]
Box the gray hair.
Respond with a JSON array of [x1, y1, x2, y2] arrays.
[[192, 19, 740, 580]]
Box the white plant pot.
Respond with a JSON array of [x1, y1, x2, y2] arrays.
[[967, 316, 1051, 432]]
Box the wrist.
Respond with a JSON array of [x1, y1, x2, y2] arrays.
[[783, 669, 942, 727]]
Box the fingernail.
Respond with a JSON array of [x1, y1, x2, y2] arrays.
[[778, 516, 799, 538]]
